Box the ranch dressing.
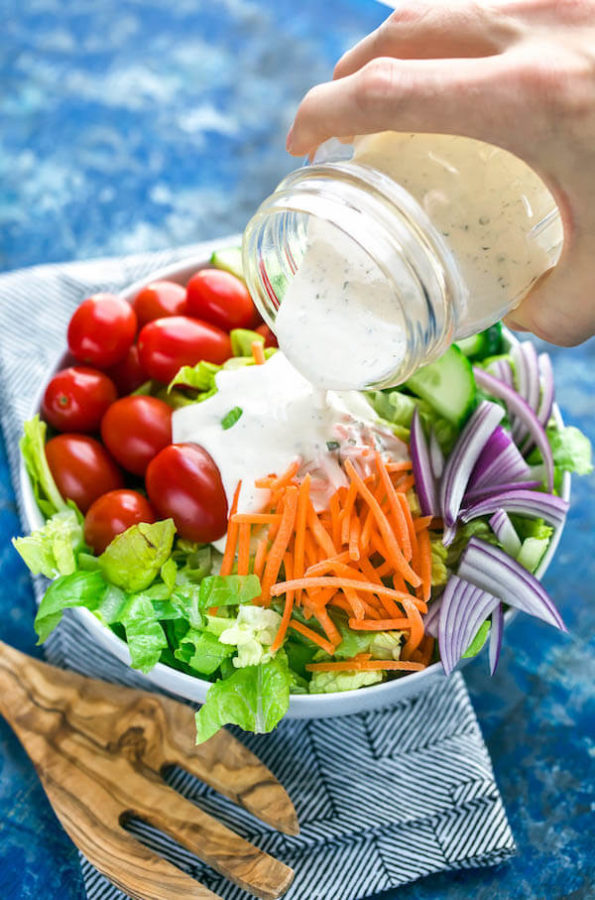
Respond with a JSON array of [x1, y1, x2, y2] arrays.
[[244, 131, 563, 391], [172, 351, 407, 532]]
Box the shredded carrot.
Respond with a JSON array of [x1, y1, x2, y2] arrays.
[[348, 515, 361, 561], [397, 491, 418, 559], [329, 491, 342, 548], [270, 552, 294, 653], [255, 459, 300, 490], [375, 452, 412, 560], [271, 576, 418, 602], [416, 526, 433, 604], [385, 460, 413, 473], [414, 516, 434, 533], [253, 538, 268, 580], [219, 481, 242, 577], [289, 619, 337, 655], [395, 473, 416, 493], [251, 340, 266, 365], [306, 502, 337, 558], [306, 659, 425, 673], [237, 522, 251, 576], [232, 513, 281, 525], [344, 459, 421, 587], [348, 617, 410, 631], [340, 479, 358, 545], [260, 485, 299, 604]]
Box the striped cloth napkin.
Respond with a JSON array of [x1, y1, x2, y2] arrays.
[[0, 246, 515, 900]]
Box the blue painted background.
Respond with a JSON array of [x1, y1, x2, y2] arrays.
[[0, 1, 593, 898]]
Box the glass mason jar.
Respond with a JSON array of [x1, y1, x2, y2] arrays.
[[242, 132, 563, 391]]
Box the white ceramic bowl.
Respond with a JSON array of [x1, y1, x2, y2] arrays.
[[21, 240, 571, 717]]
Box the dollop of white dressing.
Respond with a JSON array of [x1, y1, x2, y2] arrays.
[[172, 351, 407, 529]]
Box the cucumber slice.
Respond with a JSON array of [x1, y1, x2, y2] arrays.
[[210, 247, 244, 282], [455, 323, 504, 360], [405, 345, 476, 426]]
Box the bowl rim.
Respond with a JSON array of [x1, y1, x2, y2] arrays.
[[20, 246, 571, 711]]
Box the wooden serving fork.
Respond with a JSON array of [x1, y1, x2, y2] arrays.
[[0, 640, 297, 900]]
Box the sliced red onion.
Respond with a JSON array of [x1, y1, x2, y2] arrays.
[[410, 408, 438, 516], [460, 489, 569, 529], [430, 428, 445, 479], [489, 510, 521, 556], [465, 480, 542, 503], [423, 595, 443, 638], [438, 574, 501, 675], [487, 357, 514, 386], [467, 425, 531, 491], [458, 537, 566, 631], [473, 367, 554, 490], [439, 401, 505, 529], [489, 604, 504, 675], [536, 353, 555, 425], [522, 353, 555, 454]]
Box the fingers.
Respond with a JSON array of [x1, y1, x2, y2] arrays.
[[334, 2, 521, 80], [504, 239, 595, 346], [287, 54, 517, 156]]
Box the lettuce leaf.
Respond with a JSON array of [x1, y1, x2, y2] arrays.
[[230, 328, 265, 357], [175, 629, 234, 675], [34, 569, 108, 642], [119, 593, 168, 672], [461, 619, 491, 658], [309, 669, 384, 693], [546, 425, 592, 476], [98, 520, 176, 592], [366, 390, 458, 453], [218, 605, 282, 667], [198, 574, 261, 609], [13, 508, 84, 578], [194, 655, 291, 743], [20, 415, 68, 518], [430, 537, 449, 586]]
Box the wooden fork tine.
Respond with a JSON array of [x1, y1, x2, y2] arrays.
[[128, 777, 294, 900], [152, 695, 299, 836], [71, 822, 222, 900]]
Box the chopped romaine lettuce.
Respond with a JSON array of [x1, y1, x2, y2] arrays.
[[98, 520, 176, 593], [230, 328, 265, 357], [34, 569, 108, 642], [20, 415, 68, 518], [198, 574, 261, 609], [194, 655, 291, 743], [219, 605, 282, 667], [13, 508, 84, 578], [430, 537, 449, 586], [119, 593, 168, 672], [517, 537, 550, 573], [309, 669, 384, 693], [461, 619, 491, 658], [175, 629, 234, 676], [546, 425, 592, 476]]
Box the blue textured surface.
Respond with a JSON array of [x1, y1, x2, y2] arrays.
[[1, 1, 594, 898]]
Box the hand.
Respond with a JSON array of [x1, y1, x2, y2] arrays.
[[286, 1, 595, 347]]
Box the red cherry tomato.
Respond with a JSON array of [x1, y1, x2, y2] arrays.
[[68, 293, 137, 368], [186, 269, 260, 331], [255, 323, 278, 349], [105, 344, 147, 395], [42, 367, 117, 433], [145, 443, 228, 543], [45, 434, 124, 513], [100, 395, 172, 476], [84, 490, 156, 554], [132, 280, 187, 327], [137, 316, 232, 385]]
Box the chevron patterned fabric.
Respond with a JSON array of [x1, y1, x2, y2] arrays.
[[0, 249, 515, 900]]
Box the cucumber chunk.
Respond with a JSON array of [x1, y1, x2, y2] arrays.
[[455, 323, 504, 360], [210, 247, 244, 282], [405, 345, 476, 426]]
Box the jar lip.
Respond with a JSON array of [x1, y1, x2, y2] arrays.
[[242, 160, 466, 386]]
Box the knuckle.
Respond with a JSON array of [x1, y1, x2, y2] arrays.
[[355, 59, 401, 113], [513, 50, 595, 119]]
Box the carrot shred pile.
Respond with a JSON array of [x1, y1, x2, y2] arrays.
[[222, 451, 436, 672]]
